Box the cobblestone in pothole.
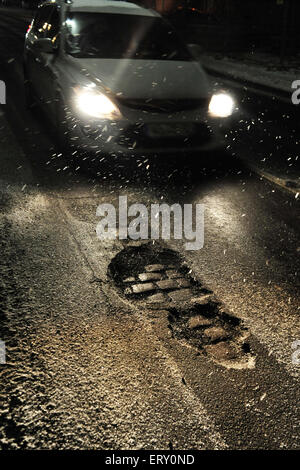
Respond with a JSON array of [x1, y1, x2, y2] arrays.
[[168, 289, 194, 302], [205, 342, 238, 361], [138, 272, 163, 282], [190, 294, 214, 305], [146, 293, 169, 304], [131, 283, 156, 294], [145, 264, 165, 272], [124, 276, 136, 283], [165, 270, 182, 279], [156, 279, 179, 290], [203, 326, 229, 342], [176, 278, 191, 288], [188, 315, 212, 329]]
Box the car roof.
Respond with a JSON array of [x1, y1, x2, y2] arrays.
[[68, 0, 160, 17]]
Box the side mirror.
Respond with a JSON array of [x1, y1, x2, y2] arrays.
[[33, 38, 55, 53], [188, 44, 204, 60]]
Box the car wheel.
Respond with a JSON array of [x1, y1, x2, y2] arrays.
[[56, 94, 78, 151], [24, 74, 35, 109], [56, 100, 68, 149]]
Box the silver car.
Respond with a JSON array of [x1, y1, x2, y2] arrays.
[[24, 0, 236, 162]]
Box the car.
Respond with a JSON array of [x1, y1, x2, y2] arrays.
[[1, 0, 21, 7], [24, 0, 236, 164], [0, 0, 39, 8], [22, 1, 40, 9], [168, 7, 228, 51]]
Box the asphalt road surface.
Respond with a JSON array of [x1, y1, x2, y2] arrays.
[[0, 8, 299, 450]]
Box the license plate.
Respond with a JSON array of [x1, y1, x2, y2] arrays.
[[146, 123, 194, 138]]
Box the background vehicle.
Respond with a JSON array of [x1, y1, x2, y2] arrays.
[[0, 0, 39, 8], [22, 0, 40, 9], [24, 0, 235, 163], [168, 6, 227, 51], [1, 0, 21, 7]]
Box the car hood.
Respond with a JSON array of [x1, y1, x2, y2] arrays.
[[68, 57, 209, 100]]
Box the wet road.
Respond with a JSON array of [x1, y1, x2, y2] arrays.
[[0, 8, 299, 450]]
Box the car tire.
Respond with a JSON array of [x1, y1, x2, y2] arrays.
[[56, 99, 70, 151], [24, 75, 35, 109], [55, 96, 86, 169]]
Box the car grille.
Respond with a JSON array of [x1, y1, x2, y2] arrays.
[[116, 122, 212, 149], [117, 98, 208, 114]]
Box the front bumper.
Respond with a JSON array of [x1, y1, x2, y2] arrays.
[[64, 104, 233, 159]]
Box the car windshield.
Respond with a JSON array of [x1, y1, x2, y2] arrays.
[[65, 12, 191, 60]]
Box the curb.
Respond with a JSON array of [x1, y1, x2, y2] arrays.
[[201, 61, 299, 196], [202, 62, 292, 104], [246, 163, 299, 197]]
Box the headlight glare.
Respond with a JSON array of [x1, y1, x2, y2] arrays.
[[74, 88, 121, 120], [209, 93, 235, 118]]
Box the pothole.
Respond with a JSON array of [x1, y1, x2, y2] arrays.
[[168, 305, 254, 369], [108, 243, 255, 369]]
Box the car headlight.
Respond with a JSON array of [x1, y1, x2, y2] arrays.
[[74, 87, 122, 120], [209, 93, 235, 118]]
